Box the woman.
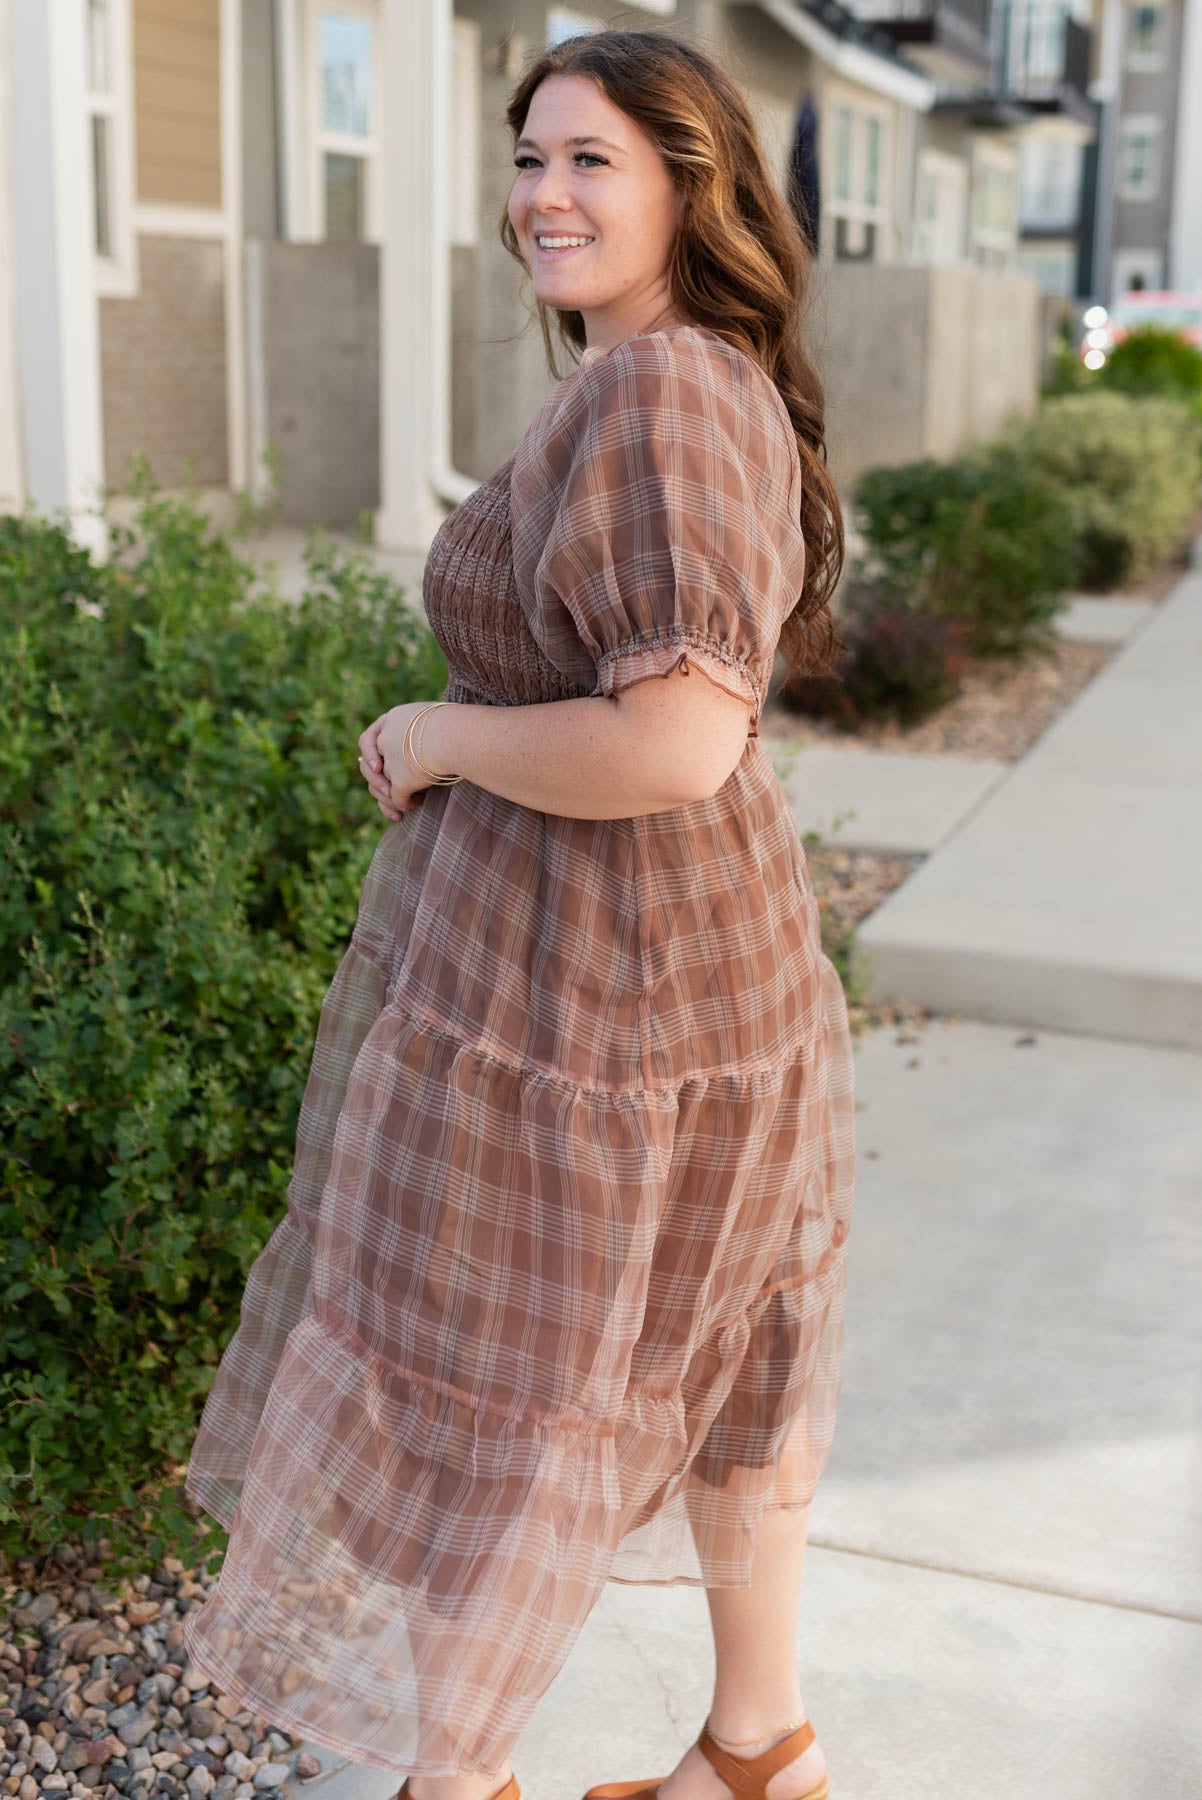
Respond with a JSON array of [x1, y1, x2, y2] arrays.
[[182, 29, 855, 1800]]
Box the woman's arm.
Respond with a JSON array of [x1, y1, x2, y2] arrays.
[[371, 671, 754, 822]]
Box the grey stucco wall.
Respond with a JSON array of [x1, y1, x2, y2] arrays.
[[249, 240, 379, 527], [817, 262, 1040, 496], [1110, 0, 1183, 274]]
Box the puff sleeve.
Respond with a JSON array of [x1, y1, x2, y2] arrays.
[[510, 327, 807, 740]]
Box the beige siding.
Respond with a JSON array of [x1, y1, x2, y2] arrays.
[[134, 0, 222, 209]]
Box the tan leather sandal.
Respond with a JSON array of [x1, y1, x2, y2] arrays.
[[397, 1778, 521, 1800], [582, 1718, 828, 1800]]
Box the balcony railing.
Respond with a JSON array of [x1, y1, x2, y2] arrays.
[[1005, 3, 1092, 101], [852, 0, 991, 30]]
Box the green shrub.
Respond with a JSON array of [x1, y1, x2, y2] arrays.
[[997, 391, 1202, 588], [778, 590, 968, 728], [0, 486, 447, 1567], [1042, 340, 1092, 399], [852, 452, 1078, 655], [1096, 324, 1202, 401]]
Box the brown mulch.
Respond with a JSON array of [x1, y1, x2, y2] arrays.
[[764, 636, 1116, 764]]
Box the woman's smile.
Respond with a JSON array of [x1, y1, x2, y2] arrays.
[[532, 231, 595, 260]]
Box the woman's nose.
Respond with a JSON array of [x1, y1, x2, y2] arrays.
[[527, 163, 572, 212]]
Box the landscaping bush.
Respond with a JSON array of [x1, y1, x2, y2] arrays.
[[777, 587, 968, 729], [0, 484, 447, 1568], [852, 451, 1078, 656], [1095, 324, 1202, 402], [996, 391, 1202, 589]]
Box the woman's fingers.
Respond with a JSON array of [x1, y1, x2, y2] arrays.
[[358, 717, 385, 771]]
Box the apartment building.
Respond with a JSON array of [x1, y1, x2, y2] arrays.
[[1, 0, 1047, 553], [1089, 0, 1202, 301]]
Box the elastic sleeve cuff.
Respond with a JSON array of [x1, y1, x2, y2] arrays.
[[594, 633, 766, 739]]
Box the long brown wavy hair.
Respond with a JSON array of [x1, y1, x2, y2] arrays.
[[499, 28, 846, 682]]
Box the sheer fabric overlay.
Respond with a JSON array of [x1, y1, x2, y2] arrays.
[[182, 328, 856, 1777]]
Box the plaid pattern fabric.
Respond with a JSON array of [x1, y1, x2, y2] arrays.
[[182, 326, 856, 1778]]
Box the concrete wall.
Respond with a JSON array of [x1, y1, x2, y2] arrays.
[[247, 240, 380, 527], [99, 233, 229, 489], [814, 262, 1040, 497]]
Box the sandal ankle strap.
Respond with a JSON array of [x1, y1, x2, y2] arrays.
[[696, 1721, 816, 1796]]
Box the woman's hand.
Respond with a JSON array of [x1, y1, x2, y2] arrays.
[[357, 703, 441, 822]]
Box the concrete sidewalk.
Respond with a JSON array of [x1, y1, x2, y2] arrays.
[[853, 552, 1202, 1047]]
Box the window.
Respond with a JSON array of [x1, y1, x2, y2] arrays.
[[1016, 242, 1076, 296], [312, 5, 380, 242], [827, 99, 891, 263], [970, 148, 1018, 269], [912, 150, 967, 266], [1008, 0, 1066, 86], [1116, 117, 1160, 198], [1126, 1, 1166, 64], [1111, 250, 1164, 296], [1018, 136, 1083, 230], [84, 0, 135, 294]]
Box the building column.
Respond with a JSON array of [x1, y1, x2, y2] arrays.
[[4, 0, 106, 553], [375, 0, 447, 551], [1169, 0, 1202, 292]]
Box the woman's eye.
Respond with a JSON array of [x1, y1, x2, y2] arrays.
[[511, 152, 608, 170]]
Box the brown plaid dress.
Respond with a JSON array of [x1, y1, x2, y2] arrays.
[[182, 325, 856, 1778]]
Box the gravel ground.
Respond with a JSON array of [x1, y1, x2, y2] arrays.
[[1, 1549, 314, 1800]]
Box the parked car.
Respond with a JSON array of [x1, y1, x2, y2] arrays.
[[1079, 291, 1202, 368]]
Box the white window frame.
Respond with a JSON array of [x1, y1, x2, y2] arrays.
[[85, 0, 138, 298], [912, 147, 967, 266], [825, 91, 892, 262], [1125, 0, 1167, 68], [450, 18, 481, 249], [1111, 247, 1163, 295], [1116, 115, 1161, 200], [969, 141, 1018, 268], [304, 0, 383, 244]]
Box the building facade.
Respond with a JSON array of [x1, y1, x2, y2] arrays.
[[1, 0, 1050, 554], [1088, 0, 1202, 302]]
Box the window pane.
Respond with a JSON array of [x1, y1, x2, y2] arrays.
[[92, 114, 113, 256], [320, 13, 372, 138], [87, 0, 111, 94], [1130, 3, 1161, 53], [324, 151, 364, 240], [864, 117, 881, 207], [833, 107, 852, 204]]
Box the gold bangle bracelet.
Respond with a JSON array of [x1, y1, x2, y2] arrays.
[[409, 701, 463, 785]]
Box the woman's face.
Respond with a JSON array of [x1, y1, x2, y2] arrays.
[[507, 73, 683, 349]]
